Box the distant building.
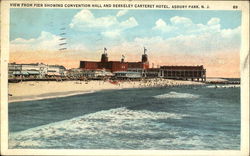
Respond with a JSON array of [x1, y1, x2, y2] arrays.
[[160, 66, 206, 81], [66, 68, 85, 78], [67, 68, 113, 79], [8, 63, 66, 78], [8, 63, 22, 78], [80, 48, 149, 73], [145, 68, 163, 78], [84, 69, 113, 79], [47, 65, 66, 77], [113, 71, 142, 79], [8, 48, 207, 82], [79, 48, 206, 81]]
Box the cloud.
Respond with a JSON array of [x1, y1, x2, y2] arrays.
[[170, 16, 193, 26], [67, 43, 88, 52], [70, 9, 138, 38], [207, 18, 220, 25], [120, 17, 138, 29], [153, 16, 222, 35], [10, 31, 61, 52], [70, 10, 117, 29], [116, 10, 128, 17], [10, 31, 90, 53], [221, 26, 241, 39], [152, 19, 176, 32], [110, 19, 241, 56], [101, 30, 121, 39]]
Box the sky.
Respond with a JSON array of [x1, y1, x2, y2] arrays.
[[10, 8, 241, 77]]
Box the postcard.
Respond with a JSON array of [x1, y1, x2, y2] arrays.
[[1, 0, 249, 155]]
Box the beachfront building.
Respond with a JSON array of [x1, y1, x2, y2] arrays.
[[160, 66, 206, 81], [47, 65, 66, 77], [144, 68, 163, 78], [9, 63, 46, 78], [143, 66, 206, 81], [84, 70, 113, 79], [8, 63, 22, 78], [127, 61, 148, 77], [67, 68, 113, 80], [79, 48, 149, 73], [66, 68, 84, 79], [113, 71, 142, 80], [8, 63, 66, 78], [78, 48, 207, 81]]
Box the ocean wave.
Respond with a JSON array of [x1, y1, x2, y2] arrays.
[[9, 107, 188, 149], [153, 91, 200, 99], [206, 85, 240, 88]]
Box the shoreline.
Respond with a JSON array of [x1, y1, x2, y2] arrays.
[[8, 79, 205, 103], [8, 90, 95, 103]]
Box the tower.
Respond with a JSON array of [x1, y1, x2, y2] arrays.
[[121, 55, 125, 62], [141, 47, 148, 63], [101, 47, 108, 62]]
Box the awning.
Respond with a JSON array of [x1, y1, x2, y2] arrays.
[[27, 71, 40, 75], [13, 71, 29, 75]]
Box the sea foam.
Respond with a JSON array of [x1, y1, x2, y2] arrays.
[[9, 107, 187, 149], [154, 91, 200, 99]]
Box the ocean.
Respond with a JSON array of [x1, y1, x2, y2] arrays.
[[9, 84, 240, 149]]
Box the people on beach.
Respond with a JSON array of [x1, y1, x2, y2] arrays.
[[8, 78, 205, 102]]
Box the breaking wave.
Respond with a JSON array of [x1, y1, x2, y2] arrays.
[[154, 91, 200, 99], [206, 85, 240, 88], [9, 107, 188, 149]]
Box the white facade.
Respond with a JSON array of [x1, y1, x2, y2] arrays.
[[82, 70, 113, 78], [114, 71, 141, 79], [47, 65, 65, 76], [8, 63, 66, 78], [67, 69, 113, 79]]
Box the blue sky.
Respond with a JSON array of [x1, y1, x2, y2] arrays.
[[10, 9, 241, 77], [10, 9, 241, 41]]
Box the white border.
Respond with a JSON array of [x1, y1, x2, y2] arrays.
[[1, 1, 249, 155]]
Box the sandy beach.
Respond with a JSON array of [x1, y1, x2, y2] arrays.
[[8, 79, 204, 103]]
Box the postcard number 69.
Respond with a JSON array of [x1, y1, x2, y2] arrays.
[[233, 5, 238, 9]]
